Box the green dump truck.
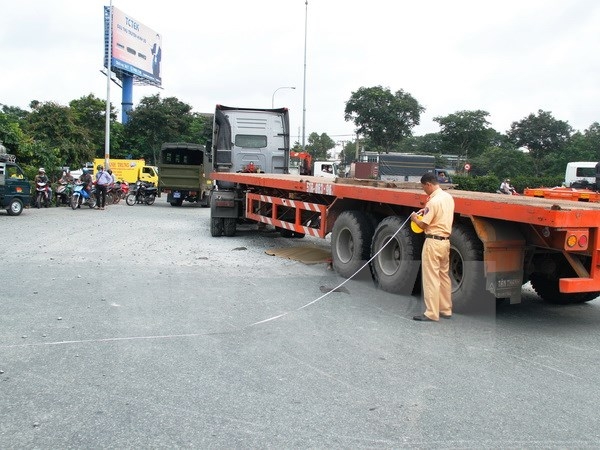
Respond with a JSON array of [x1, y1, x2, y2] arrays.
[[158, 142, 212, 207]]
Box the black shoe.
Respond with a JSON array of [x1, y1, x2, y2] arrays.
[[440, 314, 452, 319], [413, 314, 436, 322]]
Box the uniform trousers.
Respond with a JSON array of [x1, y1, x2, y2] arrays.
[[422, 238, 452, 321]]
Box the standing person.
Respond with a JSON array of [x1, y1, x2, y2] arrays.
[[409, 172, 455, 322], [107, 169, 115, 186], [95, 164, 112, 210]]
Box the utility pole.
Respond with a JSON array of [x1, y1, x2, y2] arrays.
[[301, 0, 308, 151]]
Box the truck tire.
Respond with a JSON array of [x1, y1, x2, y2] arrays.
[[170, 199, 183, 207], [224, 218, 237, 237], [530, 254, 600, 304], [210, 217, 224, 237], [331, 210, 375, 278], [450, 223, 494, 313], [370, 216, 423, 295], [7, 198, 23, 216]]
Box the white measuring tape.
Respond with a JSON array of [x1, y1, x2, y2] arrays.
[[246, 214, 413, 327]]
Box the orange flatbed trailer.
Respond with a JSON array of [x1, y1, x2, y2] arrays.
[[211, 172, 600, 308], [524, 186, 600, 203]]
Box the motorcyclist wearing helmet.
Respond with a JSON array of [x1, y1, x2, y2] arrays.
[[34, 168, 53, 204], [80, 168, 93, 194], [34, 168, 49, 185]]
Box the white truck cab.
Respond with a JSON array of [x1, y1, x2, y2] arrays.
[[564, 162, 597, 188], [313, 161, 337, 178]]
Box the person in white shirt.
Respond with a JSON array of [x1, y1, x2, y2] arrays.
[[499, 178, 516, 195], [95, 165, 112, 210]]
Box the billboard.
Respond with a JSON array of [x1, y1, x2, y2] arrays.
[[104, 6, 162, 86]]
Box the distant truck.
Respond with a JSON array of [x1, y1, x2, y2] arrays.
[[0, 153, 31, 216], [288, 151, 337, 178], [158, 142, 212, 207], [349, 153, 436, 182], [524, 161, 600, 202], [564, 161, 597, 189], [93, 158, 159, 186]]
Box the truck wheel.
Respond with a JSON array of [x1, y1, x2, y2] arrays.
[[7, 198, 23, 216], [530, 255, 600, 304], [331, 210, 375, 278], [370, 216, 423, 295], [210, 217, 224, 237], [170, 199, 183, 206], [450, 223, 494, 313], [224, 218, 237, 237]]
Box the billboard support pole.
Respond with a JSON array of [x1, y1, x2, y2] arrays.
[[121, 75, 133, 124], [104, 0, 113, 169]]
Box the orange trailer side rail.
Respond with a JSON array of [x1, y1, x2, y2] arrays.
[[212, 172, 600, 294]]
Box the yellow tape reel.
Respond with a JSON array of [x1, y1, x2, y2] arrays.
[[410, 215, 424, 233]]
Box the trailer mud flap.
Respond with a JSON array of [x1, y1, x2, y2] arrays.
[[210, 190, 238, 218], [471, 217, 526, 304]]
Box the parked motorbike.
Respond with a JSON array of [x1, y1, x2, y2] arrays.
[[107, 182, 126, 204], [35, 181, 51, 208], [126, 181, 157, 206], [55, 181, 74, 206], [70, 182, 97, 210], [116, 180, 129, 199]]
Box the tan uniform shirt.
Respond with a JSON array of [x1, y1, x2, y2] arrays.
[[421, 187, 454, 237]]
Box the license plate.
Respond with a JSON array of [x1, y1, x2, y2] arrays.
[[173, 192, 181, 199]]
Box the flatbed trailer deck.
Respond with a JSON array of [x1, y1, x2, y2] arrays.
[[210, 172, 600, 309], [524, 186, 600, 203]]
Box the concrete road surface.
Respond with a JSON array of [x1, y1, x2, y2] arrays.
[[2, 199, 600, 448]]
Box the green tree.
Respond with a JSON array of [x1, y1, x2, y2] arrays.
[[123, 94, 195, 164], [0, 111, 27, 155], [344, 86, 424, 153], [23, 101, 95, 172], [306, 132, 335, 160], [396, 133, 443, 154], [507, 110, 572, 175], [69, 94, 120, 159], [470, 147, 534, 178], [434, 110, 495, 160]]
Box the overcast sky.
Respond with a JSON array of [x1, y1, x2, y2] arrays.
[[2, 0, 600, 150]]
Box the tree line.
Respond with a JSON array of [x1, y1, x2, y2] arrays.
[[0, 94, 212, 179], [341, 85, 600, 181], [2, 86, 600, 182]]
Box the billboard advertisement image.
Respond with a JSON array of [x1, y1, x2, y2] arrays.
[[104, 6, 162, 86]]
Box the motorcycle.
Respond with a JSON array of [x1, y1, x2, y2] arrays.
[[126, 181, 157, 206], [115, 180, 129, 198], [35, 181, 51, 208], [70, 182, 97, 210], [55, 181, 74, 206], [107, 181, 127, 204]]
